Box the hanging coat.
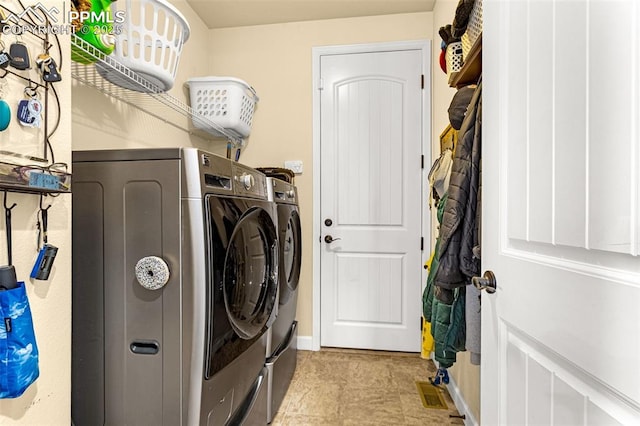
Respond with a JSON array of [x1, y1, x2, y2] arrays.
[[422, 195, 466, 369], [434, 82, 482, 290], [422, 195, 447, 322], [430, 286, 465, 369]]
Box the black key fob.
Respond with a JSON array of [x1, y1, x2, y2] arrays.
[[0, 51, 11, 69], [9, 42, 30, 70]]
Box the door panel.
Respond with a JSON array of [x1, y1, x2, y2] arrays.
[[335, 78, 404, 226], [484, 1, 640, 424], [320, 47, 427, 352], [72, 159, 182, 426], [335, 254, 403, 324]]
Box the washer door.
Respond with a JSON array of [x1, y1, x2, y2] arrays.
[[279, 208, 301, 305], [224, 207, 279, 339]]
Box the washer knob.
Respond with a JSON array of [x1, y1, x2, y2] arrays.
[[240, 173, 255, 190], [286, 190, 295, 199]]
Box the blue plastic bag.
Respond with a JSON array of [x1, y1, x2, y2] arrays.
[[0, 282, 39, 398]]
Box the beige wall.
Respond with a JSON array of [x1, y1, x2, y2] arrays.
[[431, 0, 481, 422], [0, 1, 71, 424], [72, 0, 228, 156], [206, 12, 434, 339]]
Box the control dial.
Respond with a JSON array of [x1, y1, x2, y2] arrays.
[[239, 173, 255, 190], [286, 190, 295, 199]]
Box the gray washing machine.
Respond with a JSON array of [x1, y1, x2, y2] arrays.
[[264, 177, 301, 423], [72, 148, 277, 425]]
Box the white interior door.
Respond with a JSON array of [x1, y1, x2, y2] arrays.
[[483, 1, 640, 424], [318, 44, 428, 352]]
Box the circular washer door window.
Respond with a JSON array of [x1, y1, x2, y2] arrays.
[[223, 207, 278, 339]]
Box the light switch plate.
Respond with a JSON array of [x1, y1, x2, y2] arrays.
[[284, 160, 303, 174]]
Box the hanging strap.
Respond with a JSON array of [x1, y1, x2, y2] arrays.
[[38, 195, 52, 249]]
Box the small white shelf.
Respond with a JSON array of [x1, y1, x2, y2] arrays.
[[70, 35, 243, 146]]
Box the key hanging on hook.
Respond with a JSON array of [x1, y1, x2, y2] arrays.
[[36, 44, 61, 83], [9, 36, 31, 71], [17, 85, 42, 128]]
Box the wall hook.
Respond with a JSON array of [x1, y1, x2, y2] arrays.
[[3, 191, 16, 265], [3, 191, 16, 211], [39, 194, 52, 212]]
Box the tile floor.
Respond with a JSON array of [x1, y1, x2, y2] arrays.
[[271, 348, 465, 425]]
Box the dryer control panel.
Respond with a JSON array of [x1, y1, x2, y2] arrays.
[[271, 178, 298, 205]]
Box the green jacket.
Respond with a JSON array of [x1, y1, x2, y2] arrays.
[[423, 194, 466, 368]]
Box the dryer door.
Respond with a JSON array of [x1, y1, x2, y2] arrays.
[[279, 207, 302, 305], [224, 207, 279, 339]]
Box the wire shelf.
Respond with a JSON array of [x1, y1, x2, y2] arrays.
[[70, 35, 243, 146]]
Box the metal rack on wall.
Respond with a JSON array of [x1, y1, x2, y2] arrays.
[[0, 3, 69, 195], [0, 161, 70, 195], [70, 35, 243, 147]]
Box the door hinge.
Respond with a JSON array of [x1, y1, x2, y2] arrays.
[[421, 237, 424, 251], [420, 317, 423, 331], [421, 155, 424, 169], [421, 74, 424, 89], [318, 78, 324, 91]]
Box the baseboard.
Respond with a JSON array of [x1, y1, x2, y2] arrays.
[[297, 335, 314, 351], [429, 354, 478, 426], [446, 373, 479, 426]]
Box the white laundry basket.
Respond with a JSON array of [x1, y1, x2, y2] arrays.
[[187, 77, 259, 139], [97, 0, 190, 92], [445, 41, 463, 78], [461, 0, 483, 61]]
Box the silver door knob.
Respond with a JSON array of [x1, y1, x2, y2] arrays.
[[472, 271, 497, 294], [324, 235, 341, 244]]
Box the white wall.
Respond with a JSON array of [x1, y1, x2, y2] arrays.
[[0, 1, 71, 424]]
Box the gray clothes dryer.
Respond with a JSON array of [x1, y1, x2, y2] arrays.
[[72, 148, 277, 425], [264, 177, 302, 423]]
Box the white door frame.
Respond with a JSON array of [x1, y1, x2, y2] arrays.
[[311, 40, 432, 351]]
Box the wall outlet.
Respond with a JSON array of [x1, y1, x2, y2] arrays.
[[284, 160, 303, 174]]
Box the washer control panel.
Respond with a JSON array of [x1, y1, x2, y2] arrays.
[[232, 163, 267, 199]]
